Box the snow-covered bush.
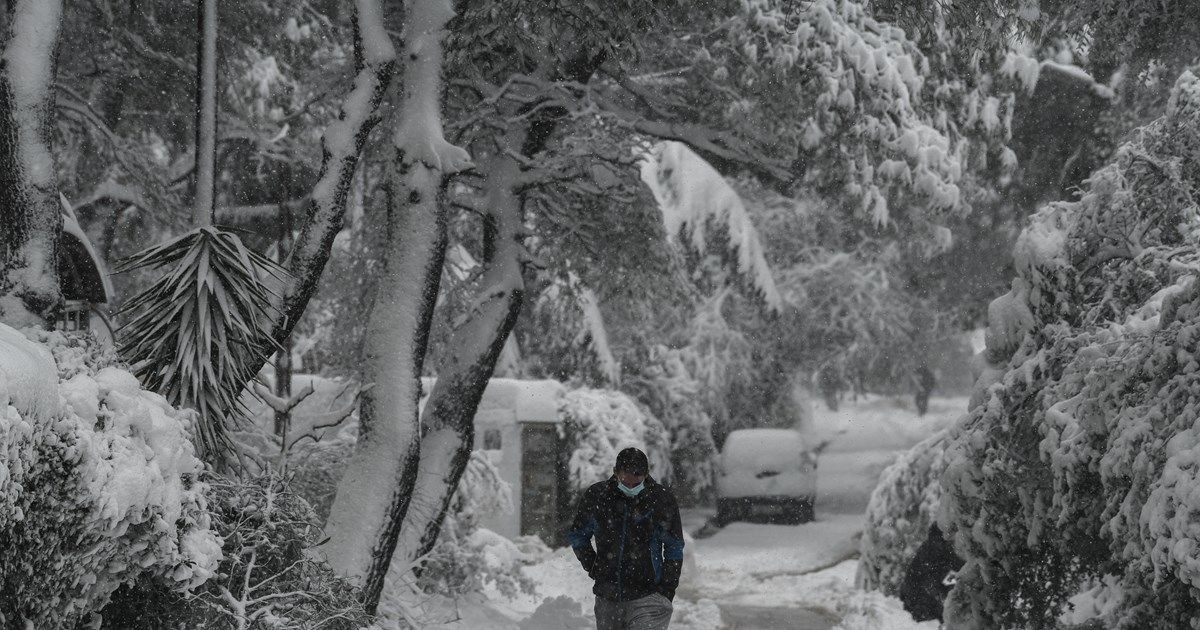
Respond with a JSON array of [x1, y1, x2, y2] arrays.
[[410, 451, 534, 599], [625, 350, 716, 504], [100, 474, 369, 629], [0, 326, 220, 628], [290, 439, 534, 610], [561, 386, 673, 501], [856, 429, 950, 595], [939, 69, 1200, 629]]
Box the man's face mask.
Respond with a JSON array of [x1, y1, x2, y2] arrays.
[[618, 481, 645, 497]]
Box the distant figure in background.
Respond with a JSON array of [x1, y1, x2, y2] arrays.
[[568, 447, 685, 630], [899, 523, 964, 622], [914, 366, 936, 416], [817, 366, 842, 411]]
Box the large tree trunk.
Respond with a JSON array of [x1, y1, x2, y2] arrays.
[[0, 1, 64, 329], [381, 137, 528, 600], [322, 159, 447, 612], [192, 0, 218, 226], [321, 0, 470, 613], [380, 51, 609, 589]]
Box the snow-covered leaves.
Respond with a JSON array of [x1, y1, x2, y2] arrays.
[[857, 430, 950, 596], [0, 328, 218, 628], [689, 0, 967, 229], [104, 473, 371, 629], [529, 272, 622, 384], [560, 387, 672, 498], [939, 68, 1200, 629], [641, 141, 782, 312], [116, 227, 286, 470]]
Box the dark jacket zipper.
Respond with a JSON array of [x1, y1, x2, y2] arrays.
[[617, 499, 629, 598]]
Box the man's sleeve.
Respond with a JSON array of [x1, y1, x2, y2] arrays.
[[568, 490, 598, 575], [657, 492, 685, 600]]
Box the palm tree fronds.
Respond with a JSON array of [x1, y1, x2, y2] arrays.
[[117, 226, 288, 472]]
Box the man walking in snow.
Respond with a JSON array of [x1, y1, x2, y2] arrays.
[[569, 447, 685, 630]]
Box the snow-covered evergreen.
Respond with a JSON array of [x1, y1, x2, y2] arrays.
[[0, 326, 219, 628], [856, 430, 949, 596], [940, 69, 1200, 629], [561, 387, 672, 499]]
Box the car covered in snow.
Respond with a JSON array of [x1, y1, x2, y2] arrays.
[[714, 428, 818, 525]]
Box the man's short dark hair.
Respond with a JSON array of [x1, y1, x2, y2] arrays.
[[615, 447, 649, 475]]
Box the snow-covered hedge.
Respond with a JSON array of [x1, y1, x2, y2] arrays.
[[101, 474, 369, 629], [0, 326, 220, 628], [561, 387, 672, 500], [856, 429, 949, 595], [408, 451, 533, 599], [939, 69, 1200, 629]]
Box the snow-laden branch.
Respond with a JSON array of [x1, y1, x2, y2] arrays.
[[640, 140, 782, 312], [275, 0, 396, 345]]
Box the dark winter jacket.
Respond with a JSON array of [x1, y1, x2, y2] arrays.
[[899, 523, 964, 622], [568, 476, 685, 602]]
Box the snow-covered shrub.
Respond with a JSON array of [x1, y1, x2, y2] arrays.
[[561, 386, 673, 502], [100, 474, 369, 629], [411, 451, 534, 599], [939, 69, 1200, 629], [0, 326, 219, 628], [856, 429, 950, 595], [625, 349, 715, 504]]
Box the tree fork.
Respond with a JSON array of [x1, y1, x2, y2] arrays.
[[384, 46, 610, 586], [386, 132, 529, 582]]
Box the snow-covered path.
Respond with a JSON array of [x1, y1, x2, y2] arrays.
[[394, 395, 964, 629], [720, 605, 836, 629], [682, 511, 864, 608]]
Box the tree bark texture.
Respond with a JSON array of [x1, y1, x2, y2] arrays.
[[0, 0, 64, 329], [322, 156, 448, 612], [382, 132, 528, 595], [192, 0, 218, 226], [322, 0, 473, 612], [379, 49, 611, 588], [271, 0, 396, 356]]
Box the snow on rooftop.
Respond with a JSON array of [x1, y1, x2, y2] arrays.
[[471, 378, 565, 425]]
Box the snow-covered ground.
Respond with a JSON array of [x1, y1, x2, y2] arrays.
[[386, 394, 965, 629]]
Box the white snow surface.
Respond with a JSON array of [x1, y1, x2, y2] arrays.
[[717, 428, 816, 498], [0, 323, 59, 420], [640, 141, 783, 312], [376, 395, 958, 629]]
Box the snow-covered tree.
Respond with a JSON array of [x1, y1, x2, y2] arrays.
[[0, 326, 220, 628], [0, 1, 66, 328], [322, 0, 471, 611], [939, 69, 1200, 629], [857, 430, 950, 595]]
